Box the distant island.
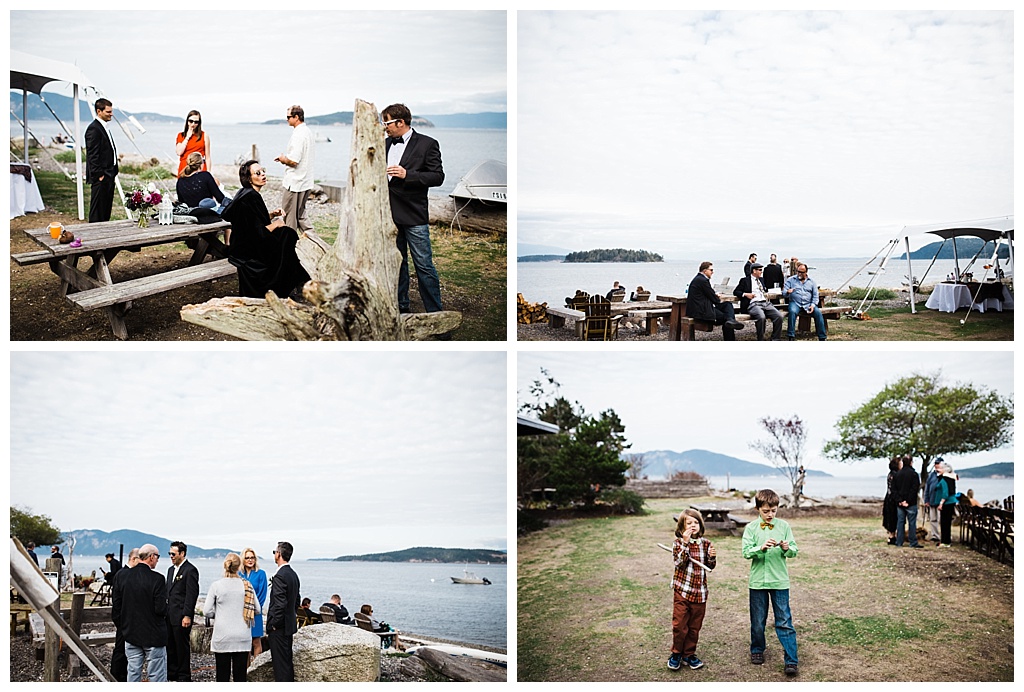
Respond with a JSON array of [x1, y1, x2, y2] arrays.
[[957, 462, 1012, 478], [331, 547, 506, 564], [899, 238, 1010, 260], [518, 255, 565, 262], [564, 248, 664, 263]]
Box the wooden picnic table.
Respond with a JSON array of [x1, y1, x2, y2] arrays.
[[656, 289, 840, 340], [16, 218, 232, 339]]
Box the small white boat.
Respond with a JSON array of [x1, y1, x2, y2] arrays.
[[449, 159, 506, 204], [450, 568, 491, 585]]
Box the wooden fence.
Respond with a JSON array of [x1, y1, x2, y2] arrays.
[[958, 495, 1014, 566]]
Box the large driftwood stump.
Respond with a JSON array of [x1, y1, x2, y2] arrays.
[[180, 99, 462, 340]]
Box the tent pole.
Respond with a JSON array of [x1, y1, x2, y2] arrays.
[[952, 238, 960, 281], [74, 84, 85, 220], [905, 236, 916, 314], [22, 89, 29, 163]]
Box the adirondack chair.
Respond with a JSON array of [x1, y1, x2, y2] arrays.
[[582, 295, 621, 340], [354, 611, 399, 649]]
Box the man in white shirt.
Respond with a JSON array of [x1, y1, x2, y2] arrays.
[[275, 105, 315, 234], [734, 263, 783, 340]]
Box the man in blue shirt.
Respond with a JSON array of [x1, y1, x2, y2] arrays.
[[783, 263, 826, 340]]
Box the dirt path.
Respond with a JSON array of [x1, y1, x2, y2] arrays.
[[518, 498, 1013, 682]]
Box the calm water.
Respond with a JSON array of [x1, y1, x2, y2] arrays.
[[20, 121, 506, 197], [706, 475, 1014, 505], [516, 258, 989, 308], [62, 558, 506, 649]]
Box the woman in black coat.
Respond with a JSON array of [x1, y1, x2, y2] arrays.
[[882, 456, 901, 544], [222, 159, 310, 299]]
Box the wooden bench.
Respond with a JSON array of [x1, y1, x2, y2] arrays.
[[545, 305, 586, 337], [627, 308, 671, 335], [65, 258, 235, 312], [677, 314, 754, 341], [11, 250, 57, 267]]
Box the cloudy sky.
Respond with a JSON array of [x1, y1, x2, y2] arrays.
[[10, 10, 506, 123], [518, 350, 1013, 477], [518, 10, 1013, 259], [10, 352, 506, 559]]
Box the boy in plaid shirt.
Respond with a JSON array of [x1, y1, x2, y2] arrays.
[[668, 508, 717, 671]]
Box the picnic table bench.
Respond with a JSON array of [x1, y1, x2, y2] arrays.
[[683, 503, 751, 535], [656, 293, 847, 340], [14, 218, 232, 339]]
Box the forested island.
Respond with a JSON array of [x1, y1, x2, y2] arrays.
[[564, 248, 663, 263], [957, 462, 1013, 478], [331, 547, 507, 564]]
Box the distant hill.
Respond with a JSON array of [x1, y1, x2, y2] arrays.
[[65, 529, 238, 558], [899, 238, 1010, 260], [10, 92, 179, 125], [957, 462, 1013, 478], [332, 547, 506, 564], [518, 243, 573, 257], [637, 449, 832, 479], [518, 255, 565, 262]]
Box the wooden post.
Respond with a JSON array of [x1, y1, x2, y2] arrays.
[[68, 592, 85, 675], [44, 621, 60, 681], [181, 99, 461, 340]]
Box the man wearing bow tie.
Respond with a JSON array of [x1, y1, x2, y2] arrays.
[[734, 263, 783, 341], [382, 103, 445, 314], [275, 105, 315, 235], [742, 489, 800, 677], [165, 541, 200, 681]]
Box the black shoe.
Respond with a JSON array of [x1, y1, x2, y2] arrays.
[[725, 320, 744, 330], [399, 307, 411, 314], [787, 335, 795, 341], [911, 544, 923, 549], [785, 664, 798, 677], [751, 652, 764, 665]]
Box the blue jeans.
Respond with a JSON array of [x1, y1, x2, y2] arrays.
[[396, 223, 443, 313], [126, 643, 167, 682], [787, 302, 827, 339], [198, 195, 232, 215], [750, 589, 798, 666], [896, 504, 920, 547]]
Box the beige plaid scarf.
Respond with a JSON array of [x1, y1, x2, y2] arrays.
[[242, 578, 257, 628]]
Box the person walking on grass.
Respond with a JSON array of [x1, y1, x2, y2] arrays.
[[667, 509, 716, 672], [742, 488, 800, 677]]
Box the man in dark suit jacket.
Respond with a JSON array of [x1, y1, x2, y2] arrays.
[[382, 103, 445, 314], [321, 594, 352, 625], [267, 541, 301, 682], [686, 261, 744, 340], [110, 548, 140, 682], [763, 254, 785, 291], [733, 264, 783, 341], [84, 98, 118, 223], [893, 457, 923, 548], [165, 541, 200, 681], [115, 544, 168, 682]]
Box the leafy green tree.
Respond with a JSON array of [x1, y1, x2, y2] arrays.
[[10, 505, 62, 546], [822, 372, 1013, 484]]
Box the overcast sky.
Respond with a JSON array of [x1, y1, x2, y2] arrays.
[[10, 10, 506, 123], [518, 351, 1013, 477], [518, 10, 1013, 258], [10, 352, 506, 559]]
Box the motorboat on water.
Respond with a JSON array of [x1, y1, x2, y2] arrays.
[[449, 159, 506, 205], [450, 568, 491, 585]]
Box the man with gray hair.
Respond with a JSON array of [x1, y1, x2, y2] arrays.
[[923, 458, 945, 543], [117, 544, 168, 681]]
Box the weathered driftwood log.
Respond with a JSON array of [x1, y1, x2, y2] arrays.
[[409, 647, 507, 682], [180, 99, 462, 340], [428, 196, 506, 234]]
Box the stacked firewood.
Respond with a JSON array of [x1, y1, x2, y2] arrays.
[[517, 293, 548, 324]]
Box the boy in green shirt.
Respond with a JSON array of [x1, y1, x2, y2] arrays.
[[742, 488, 799, 676]]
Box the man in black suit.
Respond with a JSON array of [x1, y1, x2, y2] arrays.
[[165, 541, 200, 681], [734, 263, 783, 341], [382, 103, 445, 314], [686, 261, 745, 340], [84, 98, 118, 222], [116, 544, 168, 682], [110, 548, 140, 682], [763, 254, 785, 292], [267, 541, 301, 682]]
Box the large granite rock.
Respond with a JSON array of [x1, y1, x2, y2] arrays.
[[247, 623, 381, 682]]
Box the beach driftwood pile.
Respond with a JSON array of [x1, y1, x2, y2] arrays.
[[399, 647, 506, 682], [517, 293, 548, 324], [180, 99, 461, 340]]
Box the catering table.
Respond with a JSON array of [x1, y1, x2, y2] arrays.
[[17, 218, 231, 339], [10, 164, 45, 219], [925, 281, 1013, 313]]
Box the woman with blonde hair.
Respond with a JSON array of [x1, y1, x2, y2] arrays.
[[238, 547, 268, 659], [203, 553, 259, 681], [175, 152, 230, 215], [175, 109, 211, 177]]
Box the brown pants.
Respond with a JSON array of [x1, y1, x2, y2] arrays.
[[672, 592, 707, 656], [282, 189, 313, 234]]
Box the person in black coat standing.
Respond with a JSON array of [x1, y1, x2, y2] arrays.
[[685, 261, 744, 340], [165, 541, 200, 681], [84, 98, 118, 222], [382, 103, 445, 314], [110, 548, 140, 682], [267, 541, 301, 682], [763, 254, 786, 292], [115, 544, 168, 682], [893, 455, 923, 548]]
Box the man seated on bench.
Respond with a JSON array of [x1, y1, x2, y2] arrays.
[[734, 263, 783, 341], [686, 261, 745, 340], [784, 262, 827, 341]]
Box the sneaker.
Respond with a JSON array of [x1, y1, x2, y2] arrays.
[[687, 655, 705, 670], [668, 653, 683, 670], [938, 543, 951, 548], [911, 544, 923, 549], [751, 652, 764, 665], [785, 664, 799, 677]]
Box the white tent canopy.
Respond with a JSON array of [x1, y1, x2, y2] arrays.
[[10, 49, 98, 219], [901, 215, 1014, 314]]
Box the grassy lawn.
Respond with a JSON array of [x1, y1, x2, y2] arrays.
[[827, 304, 1013, 340], [518, 498, 1013, 682]]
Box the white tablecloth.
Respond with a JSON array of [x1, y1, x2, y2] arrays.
[[10, 171, 45, 219], [925, 282, 1013, 313]]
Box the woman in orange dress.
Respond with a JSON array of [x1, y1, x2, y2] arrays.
[[175, 110, 211, 177]]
